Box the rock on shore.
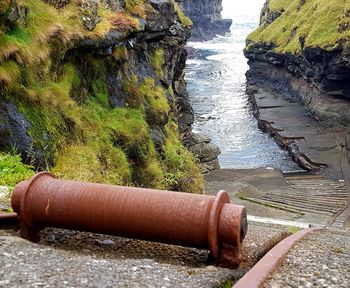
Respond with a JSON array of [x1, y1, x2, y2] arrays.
[[181, 0, 232, 41], [184, 133, 220, 173], [244, 0, 350, 127]]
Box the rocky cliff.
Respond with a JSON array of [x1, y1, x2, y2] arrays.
[[244, 0, 350, 126], [181, 0, 232, 41], [0, 0, 207, 192]]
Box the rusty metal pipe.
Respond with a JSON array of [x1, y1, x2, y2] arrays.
[[12, 172, 247, 268]]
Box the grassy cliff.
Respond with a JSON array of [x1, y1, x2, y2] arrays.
[[0, 0, 204, 193], [247, 0, 350, 53]]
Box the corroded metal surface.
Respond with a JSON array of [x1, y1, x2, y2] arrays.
[[12, 172, 248, 268]]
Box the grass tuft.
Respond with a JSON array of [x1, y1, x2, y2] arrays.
[[0, 59, 21, 87], [125, 0, 146, 19], [163, 120, 204, 193], [172, 0, 192, 27], [0, 152, 35, 187], [151, 48, 165, 79], [247, 0, 350, 53]]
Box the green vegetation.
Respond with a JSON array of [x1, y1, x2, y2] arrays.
[[139, 77, 170, 124], [173, 0, 192, 27], [112, 45, 129, 63], [0, 152, 35, 187], [0, 0, 203, 193], [125, 0, 146, 19], [217, 279, 234, 288], [52, 143, 131, 185], [247, 0, 350, 53], [0, 59, 21, 87], [0, 0, 140, 68], [287, 225, 301, 234], [151, 48, 165, 79], [267, 0, 293, 11], [163, 121, 204, 193]]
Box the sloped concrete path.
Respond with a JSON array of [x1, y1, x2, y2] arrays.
[[234, 228, 320, 288], [232, 228, 350, 288], [248, 87, 350, 228]]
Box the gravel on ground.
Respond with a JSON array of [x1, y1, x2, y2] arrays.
[[0, 221, 289, 288], [264, 229, 350, 288], [0, 186, 10, 212]]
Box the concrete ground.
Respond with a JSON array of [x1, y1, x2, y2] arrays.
[[1, 166, 347, 287], [264, 229, 350, 288], [205, 168, 341, 227], [1, 85, 349, 287], [251, 87, 350, 182], [0, 221, 289, 288]]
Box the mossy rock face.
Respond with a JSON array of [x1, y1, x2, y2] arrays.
[[0, 0, 204, 192], [43, 0, 70, 9], [0, 97, 42, 166], [247, 0, 350, 53], [245, 0, 350, 126], [0, 0, 27, 29]]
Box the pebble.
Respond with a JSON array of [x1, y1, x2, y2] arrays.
[[265, 229, 350, 288], [0, 222, 289, 287], [0, 186, 10, 211], [0, 186, 8, 198], [99, 239, 114, 246]]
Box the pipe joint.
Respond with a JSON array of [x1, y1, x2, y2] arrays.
[[12, 172, 247, 269]]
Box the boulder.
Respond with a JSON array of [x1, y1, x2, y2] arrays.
[[185, 132, 221, 173], [181, 0, 232, 41]]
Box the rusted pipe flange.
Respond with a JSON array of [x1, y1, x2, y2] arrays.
[[12, 172, 56, 242], [208, 190, 230, 259], [217, 203, 247, 268], [12, 173, 248, 268]]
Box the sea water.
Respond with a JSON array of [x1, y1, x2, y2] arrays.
[[185, 0, 299, 171]]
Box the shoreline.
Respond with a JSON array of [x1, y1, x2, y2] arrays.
[[246, 85, 350, 182]]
